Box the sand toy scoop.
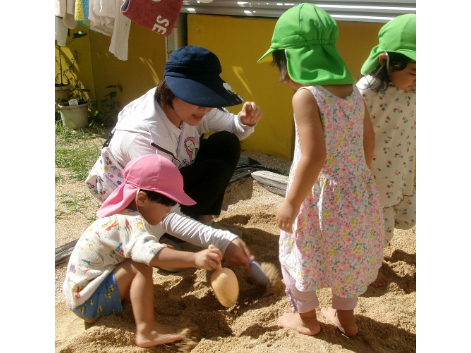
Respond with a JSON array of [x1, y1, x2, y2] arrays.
[[208, 245, 239, 307]]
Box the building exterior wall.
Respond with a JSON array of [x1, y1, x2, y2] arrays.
[[88, 22, 167, 107]]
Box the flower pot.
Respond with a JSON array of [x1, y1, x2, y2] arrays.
[[55, 84, 71, 101], [58, 101, 90, 129]]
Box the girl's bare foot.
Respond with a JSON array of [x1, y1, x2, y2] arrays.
[[135, 322, 183, 348], [370, 271, 392, 288], [321, 308, 358, 337], [321, 307, 358, 337], [277, 312, 321, 336]]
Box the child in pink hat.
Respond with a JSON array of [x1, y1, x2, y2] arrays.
[[63, 154, 253, 348]]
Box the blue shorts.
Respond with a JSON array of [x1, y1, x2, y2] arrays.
[[72, 272, 124, 321]]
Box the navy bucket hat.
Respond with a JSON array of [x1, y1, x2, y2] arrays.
[[164, 46, 244, 107]]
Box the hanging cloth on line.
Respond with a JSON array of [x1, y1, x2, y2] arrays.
[[55, 0, 78, 46], [120, 0, 183, 37], [73, 0, 131, 61], [56, 0, 183, 60], [75, 0, 90, 28]]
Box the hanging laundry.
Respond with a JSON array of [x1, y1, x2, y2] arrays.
[[89, 0, 114, 36], [55, 0, 78, 46], [64, 0, 78, 29], [89, 0, 131, 61], [109, 0, 131, 61], [75, 0, 91, 28], [121, 0, 183, 37], [55, 0, 132, 61], [55, 17, 68, 46], [55, 0, 66, 17]]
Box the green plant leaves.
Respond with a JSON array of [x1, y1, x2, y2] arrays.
[[88, 85, 122, 128]]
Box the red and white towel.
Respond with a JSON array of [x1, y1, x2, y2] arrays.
[[121, 0, 183, 37]]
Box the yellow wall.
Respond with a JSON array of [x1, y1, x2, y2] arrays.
[[88, 22, 167, 106], [55, 22, 168, 108], [187, 14, 383, 160], [187, 14, 295, 160], [336, 21, 383, 79]]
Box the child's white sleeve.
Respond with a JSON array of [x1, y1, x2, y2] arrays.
[[159, 210, 238, 254], [127, 233, 169, 265], [100, 215, 168, 265]]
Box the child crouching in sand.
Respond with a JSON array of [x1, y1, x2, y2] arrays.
[[63, 154, 253, 348]]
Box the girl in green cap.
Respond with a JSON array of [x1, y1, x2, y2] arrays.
[[356, 14, 416, 288], [258, 3, 384, 337]]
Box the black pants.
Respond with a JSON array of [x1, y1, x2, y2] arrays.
[[178, 131, 241, 220]]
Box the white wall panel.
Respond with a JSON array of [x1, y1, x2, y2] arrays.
[[181, 0, 416, 23]]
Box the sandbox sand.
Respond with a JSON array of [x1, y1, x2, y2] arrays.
[[55, 152, 416, 353]]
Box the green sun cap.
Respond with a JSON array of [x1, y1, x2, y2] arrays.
[[258, 3, 354, 85], [361, 14, 416, 75]]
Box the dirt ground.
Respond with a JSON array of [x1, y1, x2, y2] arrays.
[[55, 150, 416, 353]]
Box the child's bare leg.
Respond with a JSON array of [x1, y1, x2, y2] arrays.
[[198, 215, 213, 224], [370, 270, 392, 288], [277, 309, 321, 336], [321, 308, 358, 336], [113, 260, 182, 348], [278, 266, 320, 335], [370, 210, 394, 288]]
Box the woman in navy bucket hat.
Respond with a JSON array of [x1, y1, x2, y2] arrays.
[[164, 45, 244, 107], [103, 45, 262, 245]]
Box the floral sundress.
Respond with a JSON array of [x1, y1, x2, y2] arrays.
[[279, 85, 384, 298], [356, 76, 416, 208]]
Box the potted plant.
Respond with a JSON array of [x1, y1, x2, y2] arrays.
[[56, 31, 91, 129], [55, 44, 71, 102], [57, 84, 91, 130], [58, 84, 123, 130], [55, 31, 88, 103]]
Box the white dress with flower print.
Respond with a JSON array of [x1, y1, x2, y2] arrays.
[[356, 76, 416, 208], [279, 85, 384, 298]]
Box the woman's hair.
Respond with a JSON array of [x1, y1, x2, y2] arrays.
[[155, 79, 176, 108], [271, 50, 290, 83], [362, 52, 415, 93], [155, 78, 225, 112], [140, 189, 177, 207]]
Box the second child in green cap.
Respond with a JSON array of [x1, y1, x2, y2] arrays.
[[356, 14, 416, 288], [258, 3, 384, 337]]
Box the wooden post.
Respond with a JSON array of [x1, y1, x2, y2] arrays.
[[251, 170, 288, 197]]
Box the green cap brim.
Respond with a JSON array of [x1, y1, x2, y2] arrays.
[[397, 49, 416, 62], [286, 46, 354, 85], [360, 45, 382, 75], [360, 45, 417, 75], [257, 49, 274, 63], [361, 14, 416, 75]]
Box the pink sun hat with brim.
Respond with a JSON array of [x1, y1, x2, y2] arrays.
[[97, 154, 196, 218]]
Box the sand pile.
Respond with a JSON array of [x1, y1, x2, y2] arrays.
[[55, 152, 415, 353]]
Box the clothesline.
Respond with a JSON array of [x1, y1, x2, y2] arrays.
[[54, 0, 185, 61]]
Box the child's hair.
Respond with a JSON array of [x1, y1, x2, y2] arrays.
[[271, 50, 290, 83], [363, 51, 415, 93], [140, 189, 177, 207], [155, 79, 176, 109]]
